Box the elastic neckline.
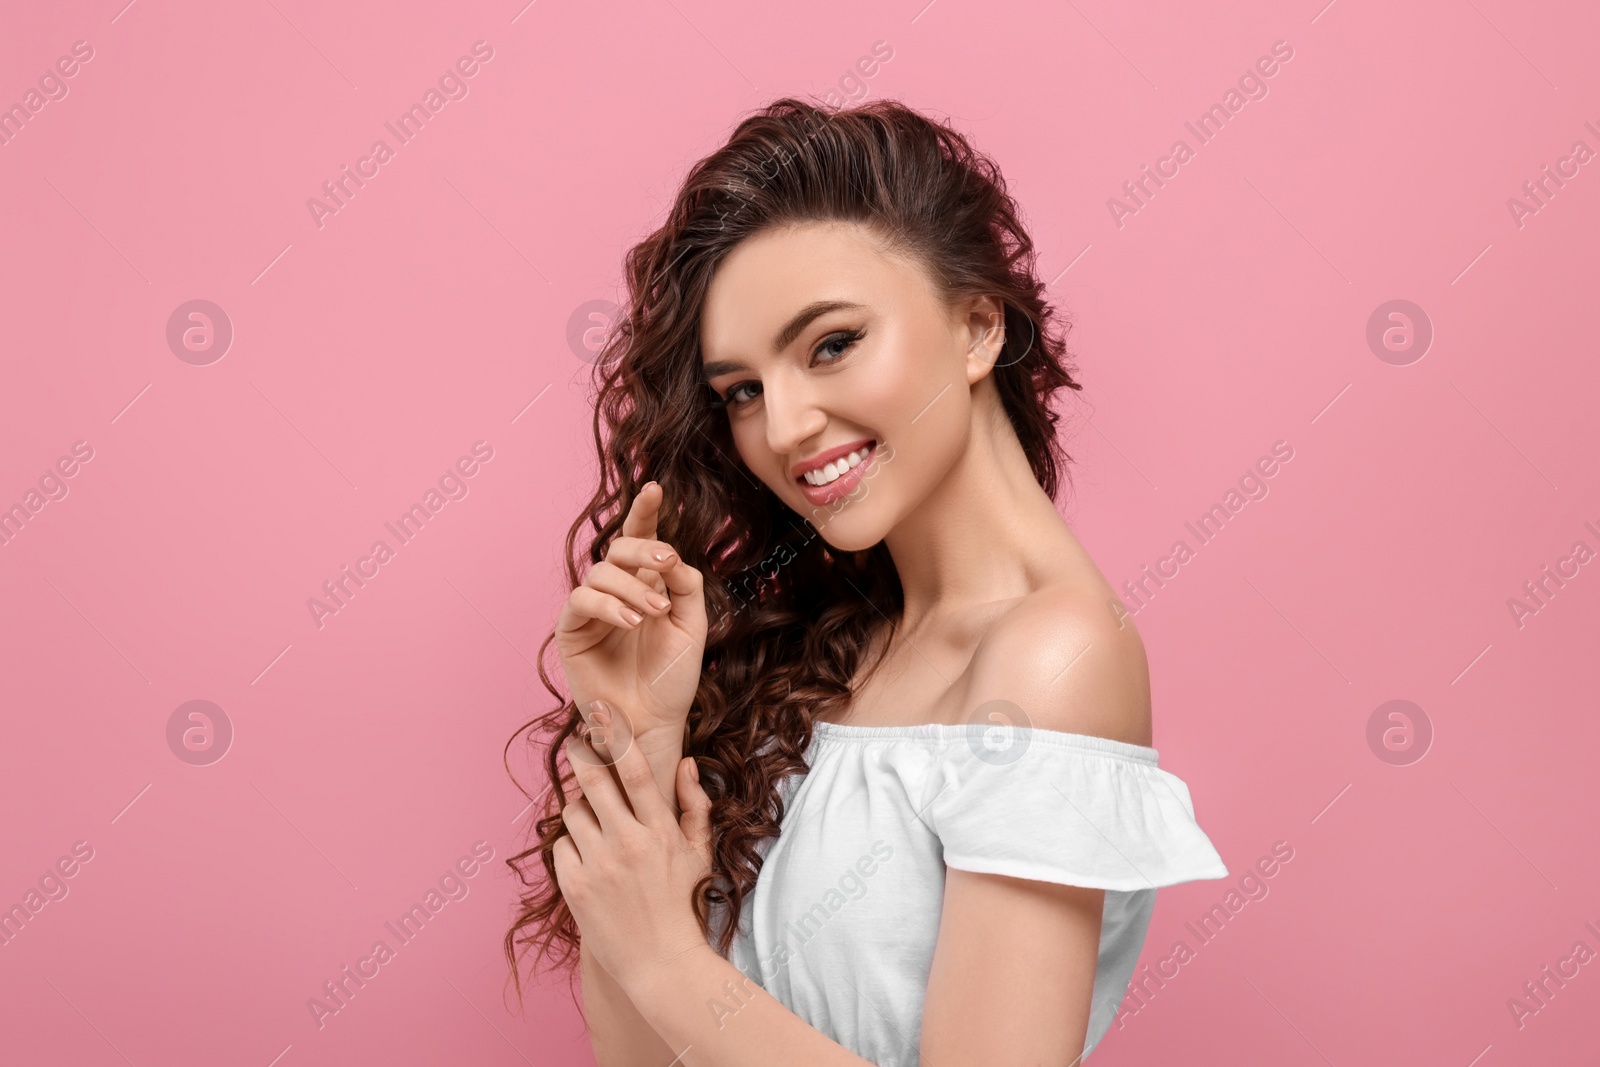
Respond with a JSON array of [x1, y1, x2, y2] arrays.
[[811, 719, 1160, 765]]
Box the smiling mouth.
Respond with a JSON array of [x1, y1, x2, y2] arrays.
[[793, 440, 881, 508], [797, 441, 876, 487]]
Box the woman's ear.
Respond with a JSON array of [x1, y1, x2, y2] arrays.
[[962, 297, 1007, 385]]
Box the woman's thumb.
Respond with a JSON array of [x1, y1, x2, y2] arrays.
[[676, 757, 711, 841]]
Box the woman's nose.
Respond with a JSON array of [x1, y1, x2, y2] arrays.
[[762, 377, 828, 456]]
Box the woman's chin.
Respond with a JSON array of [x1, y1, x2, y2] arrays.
[[806, 512, 890, 554], [782, 472, 896, 552]]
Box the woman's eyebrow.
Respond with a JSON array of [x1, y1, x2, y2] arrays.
[[701, 299, 867, 381], [772, 300, 864, 353], [701, 357, 747, 381]]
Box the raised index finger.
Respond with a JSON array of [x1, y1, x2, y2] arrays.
[[619, 482, 668, 590], [620, 481, 662, 542]]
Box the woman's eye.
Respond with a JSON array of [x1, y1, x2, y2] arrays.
[[814, 329, 864, 363], [714, 381, 762, 409], [711, 329, 863, 411]]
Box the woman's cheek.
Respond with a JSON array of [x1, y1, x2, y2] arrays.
[[729, 424, 766, 478]]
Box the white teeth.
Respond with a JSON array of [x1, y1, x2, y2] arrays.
[[803, 446, 872, 487]]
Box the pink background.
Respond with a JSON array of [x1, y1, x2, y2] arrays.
[[2, 0, 1597, 1063]]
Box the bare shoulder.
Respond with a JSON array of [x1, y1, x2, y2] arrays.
[[962, 582, 1152, 747]]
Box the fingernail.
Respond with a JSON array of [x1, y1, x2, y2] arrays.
[[647, 593, 670, 611], [622, 608, 643, 625], [593, 709, 610, 729], [690, 758, 700, 783]]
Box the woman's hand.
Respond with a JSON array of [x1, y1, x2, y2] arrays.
[[554, 704, 715, 988], [555, 481, 707, 746]]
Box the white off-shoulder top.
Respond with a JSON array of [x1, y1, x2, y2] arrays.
[[707, 720, 1229, 1063]]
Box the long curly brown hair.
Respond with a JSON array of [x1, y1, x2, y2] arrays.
[[502, 95, 1085, 1003]]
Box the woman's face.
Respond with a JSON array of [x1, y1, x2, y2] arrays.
[[699, 220, 1005, 552]]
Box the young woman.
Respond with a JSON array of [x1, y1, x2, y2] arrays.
[[505, 97, 1228, 1065]]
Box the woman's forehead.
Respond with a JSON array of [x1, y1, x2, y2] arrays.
[[699, 227, 932, 361]]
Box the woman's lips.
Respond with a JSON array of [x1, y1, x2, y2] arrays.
[[790, 437, 875, 481], [797, 441, 877, 507]]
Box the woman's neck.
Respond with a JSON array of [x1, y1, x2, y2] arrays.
[[881, 377, 1081, 636]]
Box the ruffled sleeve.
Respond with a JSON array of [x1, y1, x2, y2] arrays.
[[923, 728, 1228, 891]]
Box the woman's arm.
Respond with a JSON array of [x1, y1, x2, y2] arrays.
[[559, 723, 876, 1066], [576, 727, 690, 1063], [580, 939, 678, 1064], [916, 583, 1155, 1062], [921, 871, 1103, 1063], [616, 880, 1098, 1067], [609, 791, 1101, 1067], [619, 945, 877, 1066]]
